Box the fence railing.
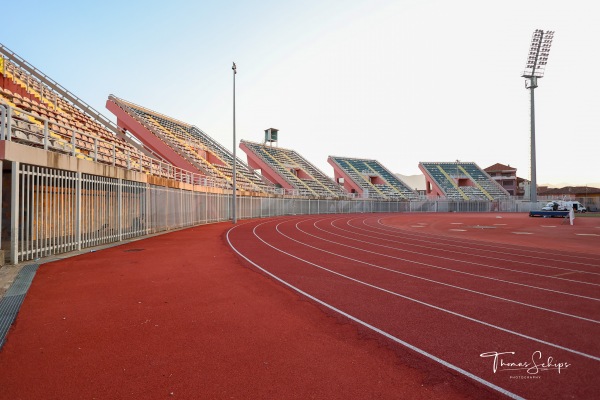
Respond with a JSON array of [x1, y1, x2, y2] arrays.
[[2, 161, 554, 265]]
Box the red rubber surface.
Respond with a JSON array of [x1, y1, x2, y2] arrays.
[[0, 220, 478, 400], [227, 213, 600, 400]]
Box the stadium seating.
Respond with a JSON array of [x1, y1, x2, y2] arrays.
[[419, 162, 509, 200], [0, 43, 510, 202], [328, 156, 418, 200], [0, 50, 164, 174], [108, 97, 274, 194], [240, 140, 346, 198]]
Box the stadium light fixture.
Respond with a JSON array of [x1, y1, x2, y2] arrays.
[[522, 29, 554, 203], [232, 62, 237, 224]]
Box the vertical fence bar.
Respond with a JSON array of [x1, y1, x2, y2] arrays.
[[49, 168, 54, 256], [37, 166, 42, 259], [30, 165, 35, 259], [42, 167, 47, 257], [76, 172, 82, 250], [20, 164, 26, 261], [10, 162, 20, 264], [118, 178, 123, 241]]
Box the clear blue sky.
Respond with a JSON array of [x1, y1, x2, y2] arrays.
[[2, 0, 599, 186]]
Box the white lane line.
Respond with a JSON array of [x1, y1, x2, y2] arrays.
[[576, 233, 600, 237], [273, 221, 600, 361], [367, 218, 600, 266], [493, 223, 507, 226], [411, 225, 426, 228], [233, 219, 600, 363], [301, 219, 600, 301], [450, 222, 464, 225], [541, 225, 557, 228], [323, 218, 600, 281], [512, 232, 533, 235], [449, 229, 467, 232], [371, 218, 600, 267], [282, 221, 599, 323], [373, 218, 600, 264], [226, 222, 526, 400], [347, 220, 600, 276]]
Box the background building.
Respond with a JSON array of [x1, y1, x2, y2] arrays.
[[484, 163, 518, 196]]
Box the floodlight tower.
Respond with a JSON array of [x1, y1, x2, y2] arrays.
[[522, 29, 554, 203], [232, 62, 237, 224]]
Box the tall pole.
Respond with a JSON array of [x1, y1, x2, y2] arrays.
[[529, 77, 537, 203], [232, 62, 237, 224], [522, 29, 553, 204]]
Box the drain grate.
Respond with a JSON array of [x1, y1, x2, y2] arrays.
[[123, 248, 145, 252], [0, 264, 40, 349]]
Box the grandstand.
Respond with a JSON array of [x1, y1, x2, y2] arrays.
[[107, 96, 275, 194], [0, 43, 244, 264], [240, 140, 347, 198], [328, 156, 418, 200], [0, 44, 183, 179], [0, 43, 235, 191], [419, 162, 510, 200], [0, 41, 542, 267]]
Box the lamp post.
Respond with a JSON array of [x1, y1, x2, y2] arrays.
[[522, 29, 554, 204], [232, 62, 237, 224]]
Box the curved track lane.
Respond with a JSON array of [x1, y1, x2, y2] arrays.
[[227, 213, 600, 400]]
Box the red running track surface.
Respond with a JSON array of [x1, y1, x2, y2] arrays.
[[227, 213, 600, 400], [0, 220, 478, 400]]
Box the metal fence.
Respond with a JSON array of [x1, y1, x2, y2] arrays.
[[3, 162, 552, 264]]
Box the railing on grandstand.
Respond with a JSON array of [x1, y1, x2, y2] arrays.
[[0, 49, 175, 173], [0, 101, 238, 189], [0, 104, 6, 139], [0, 44, 135, 144]]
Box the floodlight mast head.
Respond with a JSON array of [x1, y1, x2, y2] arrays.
[[522, 29, 554, 88]]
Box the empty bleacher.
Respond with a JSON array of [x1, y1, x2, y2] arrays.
[[419, 162, 509, 200], [0, 44, 184, 180], [1, 42, 511, 204], [241, 140, 347, 198], [108, 97, 274, 194], [328, 156, 418, 200]]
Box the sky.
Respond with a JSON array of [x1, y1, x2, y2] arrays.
[[2, 0, 599, 187]]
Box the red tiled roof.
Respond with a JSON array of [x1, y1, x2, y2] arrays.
[[484, 163, 516, 172]]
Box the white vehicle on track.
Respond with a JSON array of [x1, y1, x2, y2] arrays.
[[541, 201, 586, 213]]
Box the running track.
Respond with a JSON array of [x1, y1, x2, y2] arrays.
[[227, 213, 600, 399]]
